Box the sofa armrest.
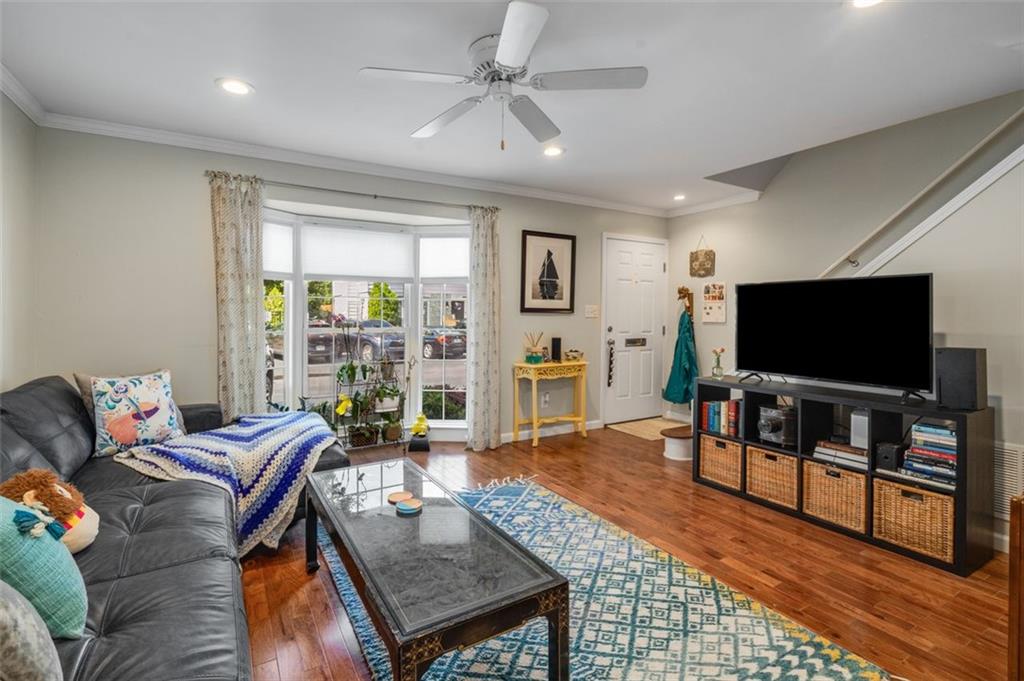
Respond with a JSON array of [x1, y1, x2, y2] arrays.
[[180, 403, 224, 433]]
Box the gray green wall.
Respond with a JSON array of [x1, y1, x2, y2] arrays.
[[27, 125, 666, 435], [1, 94, 37, 390]]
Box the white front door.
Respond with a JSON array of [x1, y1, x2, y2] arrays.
[[602, 235, 667, 424]]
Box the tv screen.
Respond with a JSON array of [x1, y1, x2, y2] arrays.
[[735, 274, 932, 392]]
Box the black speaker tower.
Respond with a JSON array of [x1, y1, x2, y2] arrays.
[[935, 347, 987, 411]]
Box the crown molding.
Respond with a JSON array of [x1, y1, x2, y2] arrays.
[[665, 190, 762, 218], [1, 64, 45, 125], [1, 67, 670, 219]]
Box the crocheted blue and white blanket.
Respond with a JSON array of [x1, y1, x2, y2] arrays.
[[115, 412, 335, 555]]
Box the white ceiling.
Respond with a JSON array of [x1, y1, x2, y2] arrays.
[[3, 1, 1022, 214]]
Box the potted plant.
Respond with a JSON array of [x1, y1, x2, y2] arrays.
[[347, 423, 380, 447], [381, 412, 404, 443], [375, 384, 401, 413], [710, 347, 726, 380], [337, 361, 357, 387], [360, 363, 375, 381], [379, 354, 396, 381]]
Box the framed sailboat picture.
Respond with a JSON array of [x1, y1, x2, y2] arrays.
[[520, 230, 576, 313]]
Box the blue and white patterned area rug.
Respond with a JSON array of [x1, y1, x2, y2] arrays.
[[318, 482, 889, 680]]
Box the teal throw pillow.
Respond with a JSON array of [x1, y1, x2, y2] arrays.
[[0, 496, 87, 639]]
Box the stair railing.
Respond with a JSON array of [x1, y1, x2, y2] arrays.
[[819, 105, 1024, 278]]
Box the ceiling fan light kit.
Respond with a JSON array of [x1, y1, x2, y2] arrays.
[[361, 0, 648, 148]]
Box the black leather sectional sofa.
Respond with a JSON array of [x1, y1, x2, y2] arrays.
[[0, 375, 347, 681]]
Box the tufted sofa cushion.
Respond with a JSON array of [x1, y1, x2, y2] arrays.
[[57, 481, 250, 681], [57, 558, 249, 681], [0, 421, 57, 480], [73, 481, 237, 583], [67, 456, 159, 498], [0, 376, 95, 479]]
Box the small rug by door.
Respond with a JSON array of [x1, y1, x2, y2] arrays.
[[317, 482, 888, 680], [608, 417, 687, 441]]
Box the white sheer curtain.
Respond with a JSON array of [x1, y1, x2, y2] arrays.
[[466, 206, 501, 451], [208, 171, 265, 419]]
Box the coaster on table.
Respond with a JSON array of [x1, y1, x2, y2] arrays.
[[396, 499, 423, 516], [387, 491, 414, 505]]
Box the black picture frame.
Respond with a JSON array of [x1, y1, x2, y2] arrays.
[[520, 230, 576, 314]]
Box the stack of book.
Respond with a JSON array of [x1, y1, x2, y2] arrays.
[[813, 440, 868, 470], [701, 400, 741, 437], [899, 422, 957, 488]]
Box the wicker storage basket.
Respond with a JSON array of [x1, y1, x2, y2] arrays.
[[873, 478, 955, 563], [802, 461, 866, 533], [699, 436, 742, 490], [746, 447, 798, 509]]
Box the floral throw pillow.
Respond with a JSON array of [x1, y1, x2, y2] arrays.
[[91, 371, 184, 454]]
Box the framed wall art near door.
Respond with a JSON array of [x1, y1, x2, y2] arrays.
[[520, 230, 576, 313]]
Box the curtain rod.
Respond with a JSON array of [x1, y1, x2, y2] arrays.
[[260, 178, 471, 212]]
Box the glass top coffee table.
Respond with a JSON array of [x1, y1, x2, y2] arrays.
[[305, 458, 570, 681]]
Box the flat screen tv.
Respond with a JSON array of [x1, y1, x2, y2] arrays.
[[735, 274, 933, 392]]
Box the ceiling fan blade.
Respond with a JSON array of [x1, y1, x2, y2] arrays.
[[360, 67, 474, 85], [529, 67, 649, 91], [411, 97, 484, 138], [508, 95, 560, 143], [495, 1, 549, 73]]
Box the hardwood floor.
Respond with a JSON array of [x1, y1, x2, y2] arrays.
[[243, 428, 1009, 681]]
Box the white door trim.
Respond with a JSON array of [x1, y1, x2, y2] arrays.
[[600, 233, 669, 426]]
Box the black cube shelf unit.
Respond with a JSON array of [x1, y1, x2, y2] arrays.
[[693, 376, 994, 576]]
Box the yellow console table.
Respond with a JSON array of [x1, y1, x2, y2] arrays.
[[512, 361, 588, 447]]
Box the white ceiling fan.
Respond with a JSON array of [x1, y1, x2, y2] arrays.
[[360, 1, 648, 146]]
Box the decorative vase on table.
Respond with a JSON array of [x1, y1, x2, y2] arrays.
[[710, 347, 726, 380], [525, 346, 544, 364]]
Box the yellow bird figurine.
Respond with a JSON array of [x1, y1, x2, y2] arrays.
[[335, 392, 353, 417], [410, 412, 429, 437]]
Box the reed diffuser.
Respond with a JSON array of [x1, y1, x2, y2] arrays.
[[524, 332, 545, 364]]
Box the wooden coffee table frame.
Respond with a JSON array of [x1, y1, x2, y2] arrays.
[[305, 469, 570, 681]]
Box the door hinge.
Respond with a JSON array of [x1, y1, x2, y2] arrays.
[[662, 262, 666, 273], [662, 325, 666, 335]]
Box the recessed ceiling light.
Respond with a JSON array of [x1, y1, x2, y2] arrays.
[[543, 145, 565, 157], [852, 0, 883, 8], [215, 77, 254, 95], [673, 194, 686, 201]]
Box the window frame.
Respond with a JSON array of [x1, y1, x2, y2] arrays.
[[262, 208, 470, 426]]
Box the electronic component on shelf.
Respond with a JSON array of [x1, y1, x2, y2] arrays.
[[851, 409, 869, 449], [875, 442, 904, 471], [757, 405, 796, 447]]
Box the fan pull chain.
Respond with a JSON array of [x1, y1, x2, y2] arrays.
[[500, 103, 506, 151]]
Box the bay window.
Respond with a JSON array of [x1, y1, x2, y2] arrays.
[[262, 209, 469, 428]]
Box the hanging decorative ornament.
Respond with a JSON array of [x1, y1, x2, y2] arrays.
[[689, 234, 716, 277]]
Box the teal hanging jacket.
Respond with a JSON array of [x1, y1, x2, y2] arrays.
[[663, 310, 698, 404]]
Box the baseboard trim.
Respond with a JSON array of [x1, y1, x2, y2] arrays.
[[995, 530, 1009, 554], [429, 425, 468, 443], [500, 419, 604, 445], [664, 409, 691, 423]]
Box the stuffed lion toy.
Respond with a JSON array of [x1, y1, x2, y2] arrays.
[[0, 469, 99, 553]]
